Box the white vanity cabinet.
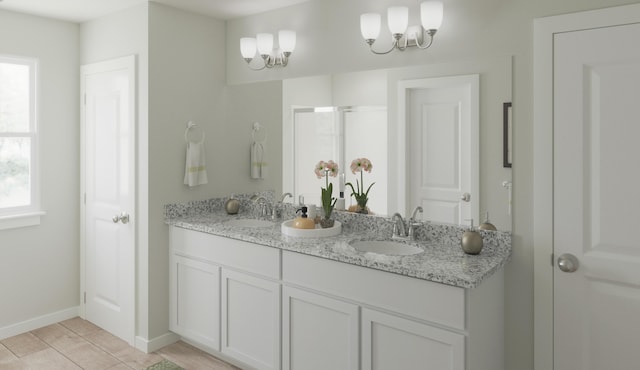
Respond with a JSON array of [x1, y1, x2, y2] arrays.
[[282, 286, 359, 370], [221, 269, 280, 370], [169, 255, 221, 351], [169, 226, 504, 370], [169, 227, 281, 370]]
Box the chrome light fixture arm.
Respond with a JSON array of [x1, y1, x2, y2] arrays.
[[365, 34, 408, 55], [414, 29, 437, 49]]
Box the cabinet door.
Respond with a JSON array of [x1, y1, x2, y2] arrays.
[[170, 255, 220, 351], [283, 286, 359, 370], [362, 308, 465, 370], [221, 269, 280, 370]]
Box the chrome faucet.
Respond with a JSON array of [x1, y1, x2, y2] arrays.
[[252, 195, 270, 217], [392, 206, 424, 241], [391, 213, 407, 239], [408, 206, 424, 240], [280, 192, 293, 203], [272, 193, 293, 220]]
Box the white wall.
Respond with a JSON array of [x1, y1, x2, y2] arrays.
[[80, 2, 151, 341], [147, 2, 227, 340], [228, 0, 640, 368], [0, 10, 79, 333]]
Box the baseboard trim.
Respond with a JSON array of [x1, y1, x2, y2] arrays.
[[0, 306, 80, 340], [135, 331, 180, 353]]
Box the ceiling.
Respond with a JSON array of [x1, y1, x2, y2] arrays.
[[0, 0, 310, 23]]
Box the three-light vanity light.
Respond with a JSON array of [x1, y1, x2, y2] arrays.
[[240, 30, 296, 70], [361, 1, 444, 54]]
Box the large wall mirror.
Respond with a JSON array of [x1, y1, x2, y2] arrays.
[[282, 56, 513, 231]]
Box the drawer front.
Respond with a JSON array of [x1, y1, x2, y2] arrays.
[[282, 251, 465, 330], [170, 226, 280, 279]]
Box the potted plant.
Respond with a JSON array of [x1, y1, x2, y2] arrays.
[[346, 158, 374, 214], [315, 160, 339, 228]]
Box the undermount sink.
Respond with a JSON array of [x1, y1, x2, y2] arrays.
[[223, 218, 274, 228], [349, 240, 424, 256]]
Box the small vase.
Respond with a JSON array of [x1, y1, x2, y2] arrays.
[[356, 199, 369, 214], [319, 217, 335, 228]]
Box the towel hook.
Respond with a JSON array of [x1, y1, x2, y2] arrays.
[[252, 122, 267, 142], [184, 121, 205, 144]]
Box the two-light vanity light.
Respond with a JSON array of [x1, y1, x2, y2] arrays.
[[361, 1, 443, 54], [240, 30, 296, 70]]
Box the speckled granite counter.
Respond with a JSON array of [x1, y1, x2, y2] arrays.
[[165, 195, 511, 289]]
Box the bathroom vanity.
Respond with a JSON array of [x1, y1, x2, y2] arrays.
[[166, 199, 511, 370]]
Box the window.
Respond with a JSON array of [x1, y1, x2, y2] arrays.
[[0, 55, 42, 229]]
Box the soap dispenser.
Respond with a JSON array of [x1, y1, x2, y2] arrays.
[[293, 206, 316, 229], [478, 212, 497, 231], [461, 219, 483, 255]]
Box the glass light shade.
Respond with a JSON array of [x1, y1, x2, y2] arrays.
[[240, 37, 257, 59], [256, 33, 274, 55], [278, 30, 296, 53], [387, 6, 408, 35], [421, 1, 443, 30], [360, 13, 381, 40]]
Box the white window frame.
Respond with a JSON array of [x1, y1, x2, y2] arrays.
[[0, 55, 44, 230]]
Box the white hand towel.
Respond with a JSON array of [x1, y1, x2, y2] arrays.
[[250, 141, 267, 179], [184, 141, 208, 187]]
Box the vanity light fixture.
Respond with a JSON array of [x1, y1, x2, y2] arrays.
[[240, 30, 296, 70], [360, 1, 443, 55]]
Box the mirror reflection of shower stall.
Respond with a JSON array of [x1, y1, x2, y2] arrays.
[[292, 106, 388, 215]]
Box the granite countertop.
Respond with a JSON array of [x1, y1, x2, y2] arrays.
[[166, 207, 512, 289]]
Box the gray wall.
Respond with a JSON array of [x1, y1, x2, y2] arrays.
[[0, 10, 79, 332], [226, 0, 640, 368]]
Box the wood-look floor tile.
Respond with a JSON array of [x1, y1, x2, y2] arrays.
[[49, 334, 120, 370], [32, 323, 77, 344], [85, 329, 163, 370], [0, 343, 22, 368], [20, 347, 82, 369], [106, 363, 134, 370], [156, 341, 241, 370], [0, 332, 49, 358], [60, 317, 102, 337]]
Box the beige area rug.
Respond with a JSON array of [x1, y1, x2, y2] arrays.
[[145, 359, 185, 370]]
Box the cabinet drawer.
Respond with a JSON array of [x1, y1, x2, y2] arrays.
[[170, 227, 280, 279], [282, 251, 465, 330]]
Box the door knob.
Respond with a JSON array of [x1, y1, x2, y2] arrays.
[[557, 253, 579, 273], [112, 212, 130, 224], [461, 193, 471, 202]]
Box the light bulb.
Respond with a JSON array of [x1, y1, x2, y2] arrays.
[[278, 30, 296, 53], [360, 13, 381, 41], [256, 33, 274, 56], [387, 6, 408, 35], [421, 1, 443, 30], [240, 37, 257, 59]]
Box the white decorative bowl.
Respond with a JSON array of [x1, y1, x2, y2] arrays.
[[281, 219, 342, 238]]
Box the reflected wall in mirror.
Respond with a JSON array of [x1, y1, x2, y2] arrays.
[[292, 106, 388, 215], [282, 56, 513, 231]]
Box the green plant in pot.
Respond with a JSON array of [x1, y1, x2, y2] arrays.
[[346, 157, 374, 214], [315, 160, 338, 228]]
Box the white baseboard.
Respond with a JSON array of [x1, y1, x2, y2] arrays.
[[135, 331, 180, 353], [0, 306, 80, 340]]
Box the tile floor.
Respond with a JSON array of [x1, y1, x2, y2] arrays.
[[0, 317, 241, 370]]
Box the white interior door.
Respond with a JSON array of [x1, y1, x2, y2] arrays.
[[81, 55, 136, 344], [401, 75, 479, 225], [554, 22, 640, 370]]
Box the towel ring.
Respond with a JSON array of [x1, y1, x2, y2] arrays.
[[252, 122, 267, 142], [184, 121, 205, 144]]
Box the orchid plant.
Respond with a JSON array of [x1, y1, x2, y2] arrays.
[[315, 160, 339, 219], [346, 158, 374, 213]]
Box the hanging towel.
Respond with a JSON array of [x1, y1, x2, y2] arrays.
[[250, 141, 267, 179], [184, 141, 208, 187]]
